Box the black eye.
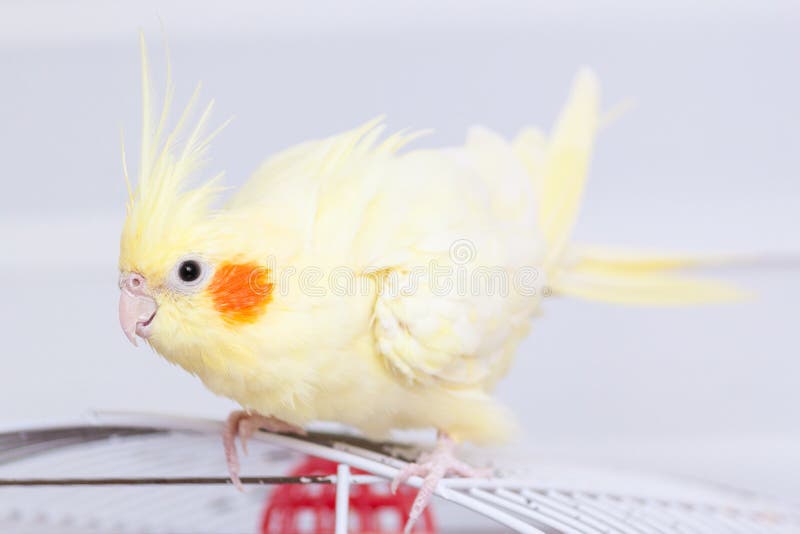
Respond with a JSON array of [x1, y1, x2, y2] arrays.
[[178, 260, 202, 283]]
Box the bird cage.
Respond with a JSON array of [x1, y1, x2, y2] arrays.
[[1, 412, 798, 533]]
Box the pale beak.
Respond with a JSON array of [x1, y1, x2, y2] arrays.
[[118, 272, 158, 346]]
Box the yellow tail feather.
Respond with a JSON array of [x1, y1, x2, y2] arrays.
[[519, 70, 746, 306], [552, 246, 748, 305]]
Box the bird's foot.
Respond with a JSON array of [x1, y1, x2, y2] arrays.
[[391, 432, 491, 534], [222, 410, 306, 490]]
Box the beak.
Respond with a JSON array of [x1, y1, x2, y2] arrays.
[[118, 273, 158, 346]]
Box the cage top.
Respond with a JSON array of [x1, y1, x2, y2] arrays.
[[1, 411, 798, 534]]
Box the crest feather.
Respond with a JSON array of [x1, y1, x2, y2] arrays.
[[119, 33, 228, 272]]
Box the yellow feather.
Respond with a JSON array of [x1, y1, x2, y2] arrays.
[[119, 127, 133, 209], [552, 269, 746, 305], [539, 67, 599, 260], [121, 36, 226, 276]]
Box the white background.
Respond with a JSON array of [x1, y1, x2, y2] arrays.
[[0, 0, 798, 505]]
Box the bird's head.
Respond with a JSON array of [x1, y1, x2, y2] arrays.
[[118, 213, 274, 351], [118, 35, 273, 357]]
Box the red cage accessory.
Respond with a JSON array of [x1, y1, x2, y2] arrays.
[[261, 456, 437, 533]]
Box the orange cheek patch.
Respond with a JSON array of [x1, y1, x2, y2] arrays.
[[207, 262, 273, 324]]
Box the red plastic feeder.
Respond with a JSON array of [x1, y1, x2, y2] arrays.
[[261, 456, 437, 533]]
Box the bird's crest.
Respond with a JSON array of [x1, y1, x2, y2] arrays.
[[119, 33, 229, 274]]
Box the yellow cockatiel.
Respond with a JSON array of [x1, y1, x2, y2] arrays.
[[118, 36, 740, 531]]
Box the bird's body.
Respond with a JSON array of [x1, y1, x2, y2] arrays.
[[118, 37, 741, 530], [135, 118, 557, 443]]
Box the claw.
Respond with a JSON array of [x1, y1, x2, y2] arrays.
[[391, 432, 491, 533], [223, 412, 245, 491], [391, 463, 428, 494], [222, 410, 306, 491]]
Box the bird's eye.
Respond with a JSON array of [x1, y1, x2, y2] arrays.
[[178, 260, 202, 282], [168, 255, 212, 293]]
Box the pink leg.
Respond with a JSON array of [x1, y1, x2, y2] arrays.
[[222, 410, 306, 490], [391, 431, 492, 533]]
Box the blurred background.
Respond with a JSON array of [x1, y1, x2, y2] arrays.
[[0, 0, 798, 522]]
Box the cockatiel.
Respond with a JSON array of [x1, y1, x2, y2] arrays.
[[118, 36, 741, 532]]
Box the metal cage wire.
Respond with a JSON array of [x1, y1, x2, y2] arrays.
[[0, 412, 798, 534]]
